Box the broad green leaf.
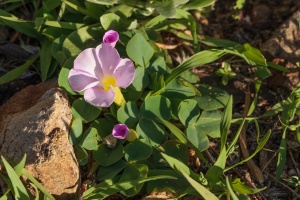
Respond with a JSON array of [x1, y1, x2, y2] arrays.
[[165, 50, 226, 86], [62, 25, 102, 57], [131, 66, 150, 91], [13, 154, 26, 176], [182, 0, 215, 10], [82, 175, 176, 199], [69, 118, 83, 145], [145, 15, 166, 28], [137, 119, 167, 147], [124, 139, 152, 162], [243, 44, 267, 66], [0, 10, 41, 39], [255, 66, 271, 80], [117, 102, 140, 128], [93, 143, 124, 166], [119, 164, 148, 197], [72, 98, 102, 123], [159, 119, 207, 165], [97, 159, 127, 181], [126, 33, 154, 68], [186, 126, 210, 152], [161, 153, 206, 185], [58, 59, 78, 95], [179, 168, 218, 200], [231, 178, 266, 194], [100, 13, 130, 31], [200, 37, 239, 48], [153, 140, 188, 167], [197, 110, 222, 138], [195, 85, 230, 110], [81, 127, 99, 150], [178, 99, 200, 126], [52, 36, 67, 66], [206, 96, 232, 187], [0, 54, 38, 84], [40, 39, 54, 81], [152, 0, 176, 18], [1, 156, 30, 200], [90, 118, 115, 140], [162, 79, 196, 100], [147, 169, 190, 195], [140, 95, 171, 120]]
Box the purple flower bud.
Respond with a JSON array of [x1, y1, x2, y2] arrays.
[[112, 124, 129, 139], [103, 30, 119, 47]]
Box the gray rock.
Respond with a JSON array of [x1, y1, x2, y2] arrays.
[[0, 82, 79, 200]]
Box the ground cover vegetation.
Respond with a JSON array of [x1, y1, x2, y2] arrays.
[[0, 0, 299, 199]]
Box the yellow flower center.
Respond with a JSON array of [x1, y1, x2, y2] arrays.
[[101, 75, 117, 91]]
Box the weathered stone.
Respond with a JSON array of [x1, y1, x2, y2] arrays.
[[0, 80, 79, 199], [260, 11, 300, 90]]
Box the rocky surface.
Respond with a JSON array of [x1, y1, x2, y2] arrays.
[[0, 80, 79, 199]]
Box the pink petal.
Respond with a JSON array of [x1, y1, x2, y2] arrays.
[[84, 86, 115, 107], [112, 124, 129, 139], [103, 30, 119, 47], [68, 69, 100, 92], [74, 48, 103, 79], [96, 43, 121, 75], [113, 58, 135, 88]]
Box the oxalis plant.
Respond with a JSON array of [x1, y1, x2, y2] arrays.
[[0, 0, 295, 199]]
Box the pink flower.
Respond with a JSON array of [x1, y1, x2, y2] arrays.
[[68, 32, 135, 107], [103, 30, 119, 47], [112, 124, 129, 139]]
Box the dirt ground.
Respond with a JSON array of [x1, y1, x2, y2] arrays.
[[0, 0, 300, 199]]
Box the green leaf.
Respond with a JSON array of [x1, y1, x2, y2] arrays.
[[200, 37, 239, 48], [276, 128, 287, 180], [243, 44, 267, 66], [126, 33, 154, 68], [178, 99, 200, 126], [62, 25, 103, 57], [97, 159, 127, 181], [100, 13, 129, 31], [195, 85, 230, 110], [186, 126, 210, 152], [179, 168, 218, 200], [226, 176, 239, 200], [131, 66, 150, 91], [0, 54, 38, 84], [165, 50, 226, 86], [231, 178, 266, 194], [0, 10, 41, 39], [72, 98, 102, 123], [87, 0, 118, 5], [140, 95, 171, 120], [119, 164, 148, 197], [74, 145, 88, 165], [117, 102, 140, 128], [137, 119, 167, 147], [153, 140, 189, 167], [1, 156, 30, 200], [152, 0, 176, 18], [81, 127, 99, 150], [147, 169, 190, 195], [58, 59, 78, 95], [182, 0, 215, 10], [162, 79, 196, 100], [90, 118, 115, 140], [124, 139, 152, 162], [93, 143, 124, 166], [69, 118, 83, 145], [197, 110, 223, 138], [40, 39, 53, 81], [82, 175, 175, 199], [267, 61, 290, 73]]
